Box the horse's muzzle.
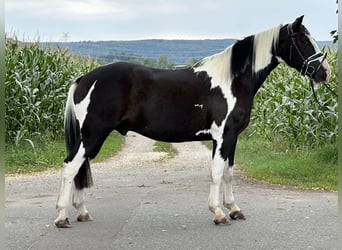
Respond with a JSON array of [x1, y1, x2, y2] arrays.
[[313, 65, 331, 84]]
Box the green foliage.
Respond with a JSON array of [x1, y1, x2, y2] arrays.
[[157, 54, 172, 69], [5, 132, 124, 174], [94, 132, 125, 163], [246, 48, 338, 149], [235, 137, 337, 191], [6, 136, 66, 173], [202, 138, 337, 191], [153, 141, 178, 158], [5, 36, 99, 144]]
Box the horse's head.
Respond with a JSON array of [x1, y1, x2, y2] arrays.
[[277, 15, 331, 83]]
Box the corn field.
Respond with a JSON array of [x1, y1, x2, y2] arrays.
[[247, 48, 338, 149], [5, 38, 338, 150], [5, 37, 99, 144]]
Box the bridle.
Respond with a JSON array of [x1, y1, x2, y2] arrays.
[[287, 24, 336, 106], [287, 24, 327, 79]]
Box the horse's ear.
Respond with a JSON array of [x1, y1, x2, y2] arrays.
[[292, 15, 304, 32]]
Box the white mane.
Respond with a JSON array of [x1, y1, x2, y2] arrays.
[[192, 24, 283, 94], [253, 25, 282, 74], [193, 47, 233, 89]]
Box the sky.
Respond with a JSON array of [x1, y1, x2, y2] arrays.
[[5, 0, 337, 42]]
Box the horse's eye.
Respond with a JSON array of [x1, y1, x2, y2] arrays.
[[303, 39, 309, 45]]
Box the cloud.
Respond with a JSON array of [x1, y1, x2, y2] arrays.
[[5, 0, 337, 41], [6, 0, 188, 21]]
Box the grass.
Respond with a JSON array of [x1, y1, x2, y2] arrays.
[[5, 132, 124, 174], [203, 136, 337, 191], [94, 132, 125, 162], [6, 137, 66, 174], [153, 141, 178, 158]]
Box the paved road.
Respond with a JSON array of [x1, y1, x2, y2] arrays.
[[5, 133, 338, 249]]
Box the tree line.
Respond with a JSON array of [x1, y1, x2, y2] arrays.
[[96, 52, 198, 69]]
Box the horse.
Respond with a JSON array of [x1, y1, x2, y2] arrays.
[[54, 16, 331, 228]]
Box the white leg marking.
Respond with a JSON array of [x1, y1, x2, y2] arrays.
[[208, 150, 228, 223], [73, 186, 93, 222], [55, 143, 86, 224], [223, 165, 240, 213], [72, 186, 88, 215]]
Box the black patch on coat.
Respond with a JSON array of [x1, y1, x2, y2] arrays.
[[231, 35, 254, 77]]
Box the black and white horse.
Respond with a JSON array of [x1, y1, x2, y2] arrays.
[[55, 16, 331, 228]]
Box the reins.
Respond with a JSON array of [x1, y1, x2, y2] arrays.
[[309, 79, 338, 107]]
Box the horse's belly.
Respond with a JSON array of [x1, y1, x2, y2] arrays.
[[129, 109, 212, 142]]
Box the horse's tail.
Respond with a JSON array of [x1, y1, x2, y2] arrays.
[[64, 77, 93, 190]]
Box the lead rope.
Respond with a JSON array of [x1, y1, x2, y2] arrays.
[[309, 79, 321, 106], [310, 79, 338, 107], [324, 83, 338, 97]]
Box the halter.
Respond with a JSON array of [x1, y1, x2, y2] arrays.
[[287, 24, 327, 79]]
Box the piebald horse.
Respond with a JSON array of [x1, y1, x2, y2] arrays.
[[55, 16, 331, 227]]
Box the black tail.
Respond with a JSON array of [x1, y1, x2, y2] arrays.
[[64, 77, 93, 190]]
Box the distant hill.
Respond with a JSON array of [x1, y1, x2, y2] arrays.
[[43, 39, 336, 65]]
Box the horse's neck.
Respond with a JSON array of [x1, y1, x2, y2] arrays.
[[249, 57, 279, 94]]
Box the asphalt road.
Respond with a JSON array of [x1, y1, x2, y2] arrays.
[[5, 133, 338, 250]]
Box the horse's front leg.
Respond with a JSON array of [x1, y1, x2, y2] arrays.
[[223, 165, 245, 220], [208, 142, 229, 225], [222, 135, 245, 220]]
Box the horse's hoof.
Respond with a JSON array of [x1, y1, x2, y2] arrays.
[[229, 211, 246, 220], [77, 213, 93, 222], [55, 217, 72, 228], [213, 216, 230, 225]]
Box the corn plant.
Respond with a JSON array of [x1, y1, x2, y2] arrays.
[[247, 48, 338, 149], [5, 36, 99, 145]]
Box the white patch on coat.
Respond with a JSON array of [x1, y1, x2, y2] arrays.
[[194, 47, 233, 95], [194, 104, 204, 109], [193, 47, 238, 221], [193, 46, 236, 139], [74, 80, 98, 128]]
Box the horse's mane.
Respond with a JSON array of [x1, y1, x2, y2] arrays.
[[252, 25, 282, 74], [193, 24, 282, 80]]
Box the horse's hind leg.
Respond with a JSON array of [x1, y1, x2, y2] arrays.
[[70, 124, 112, 221], [55, 142, 87, 228]]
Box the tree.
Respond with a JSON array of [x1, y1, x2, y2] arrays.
[[186, 58, 198, 67], [157, 54, 169, 69], [143, 58, 155, 68]]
